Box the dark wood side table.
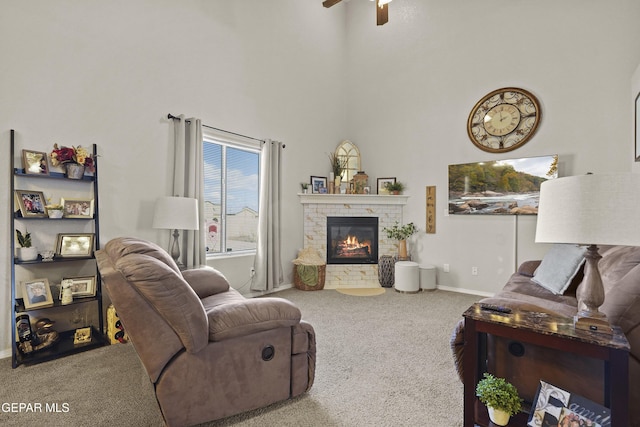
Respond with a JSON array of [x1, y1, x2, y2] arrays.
[[462, 303, 630, 427]]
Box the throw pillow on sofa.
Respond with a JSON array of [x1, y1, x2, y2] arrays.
[[532, 244, 587, 295]]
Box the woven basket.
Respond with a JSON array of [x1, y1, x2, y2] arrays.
[[293, 264, 326, 291]]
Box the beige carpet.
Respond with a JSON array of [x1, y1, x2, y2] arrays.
[[335, 287, 386, 296]]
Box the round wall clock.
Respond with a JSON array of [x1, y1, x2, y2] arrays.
[[467, 87, 541, 153]]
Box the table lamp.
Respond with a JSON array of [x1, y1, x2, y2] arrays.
[[535, 173, 640, 334], [152, 196, 199, 269]]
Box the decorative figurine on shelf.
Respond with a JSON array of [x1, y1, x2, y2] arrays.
[[60, 280, 73, 305]]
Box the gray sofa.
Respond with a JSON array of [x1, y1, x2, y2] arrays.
[[451, 245, 640, 427], [96, 237, 316, 427]]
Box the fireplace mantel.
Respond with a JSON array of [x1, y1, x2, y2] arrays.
[[298, 193, 408, 205]]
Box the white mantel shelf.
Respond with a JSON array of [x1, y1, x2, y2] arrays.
[[298, 193, 408, 205]]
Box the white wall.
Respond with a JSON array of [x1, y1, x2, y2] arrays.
[[1, 0, 640, 356], [0, 0, 347, 356], [344, 0, 640, 294]]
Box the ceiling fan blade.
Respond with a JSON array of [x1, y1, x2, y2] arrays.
[[376, 0, 389, 25], [323, 0, 342, 8]]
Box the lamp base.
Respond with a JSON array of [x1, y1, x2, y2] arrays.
[[573, 315, 613, 335]]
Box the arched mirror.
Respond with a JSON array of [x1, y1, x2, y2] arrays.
[[335, 140, 360, 183]]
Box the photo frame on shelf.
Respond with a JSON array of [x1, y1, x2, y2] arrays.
[[21, 149, 49, 175], [55, 233, 95, 258], [14, 190, 48, 218], [61, 276, 96, 298], [61, 198, 94, 219], [21, 278, 54, 309], [74, 327, 92, 345], [310, 176, 327, 194], [377, 177, 396, 195]]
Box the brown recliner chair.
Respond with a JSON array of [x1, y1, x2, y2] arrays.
[[96, 237, 316, 427]]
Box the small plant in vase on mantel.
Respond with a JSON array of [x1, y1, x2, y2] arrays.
[[16, 229, 39, 262], [383, 221, 418, 260], [328, 152, 347, 191], [475, 373, 522, 426], [300, 182, 309, 194], [384, 181, 405, 195]]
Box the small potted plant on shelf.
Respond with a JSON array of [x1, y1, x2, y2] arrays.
[[45, 200, 64, 218], [50, 143, 95, 179], [300, 182, 309, 194], [475, 373, 522, 426], [384, 181, 405, 195], [383, 221, 418, 260], [16, 229, 39, 262]]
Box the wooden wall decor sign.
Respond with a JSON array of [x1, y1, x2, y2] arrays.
[[426, 186, 436, 234]]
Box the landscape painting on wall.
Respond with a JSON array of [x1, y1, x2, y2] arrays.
[[448, 154, 558, 215]]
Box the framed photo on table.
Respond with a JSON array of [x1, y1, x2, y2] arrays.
[[310, 176, 327, 194], [21, 278, 54, 309], [61, 198, 94, 218], [377, 177, 396, 195], [56, 233, 95, 258], [22, 150, 50, 175], [15, 190, 48, 218]]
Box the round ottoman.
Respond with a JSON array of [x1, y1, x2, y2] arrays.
[[394, 261, 420, 293]]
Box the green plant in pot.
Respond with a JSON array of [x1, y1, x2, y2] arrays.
[[300, 182, 309, 193], [16, 229, 38, 262], [383, 221, 418, 260], [384, 181, 405, 195], [476, 373, 522, 426]]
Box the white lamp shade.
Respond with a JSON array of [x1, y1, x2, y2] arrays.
[[152, 197, 199, 231], [535, 173, 640, 246]]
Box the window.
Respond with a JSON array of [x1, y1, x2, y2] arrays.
[[203, 131, 260, 255]]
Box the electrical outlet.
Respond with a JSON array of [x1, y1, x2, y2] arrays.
[[471, 267, 478, 276], [250, 267, 256, 277], [443, 263, 450, 273]]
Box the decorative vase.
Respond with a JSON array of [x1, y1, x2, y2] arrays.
[[65, 163, 85, 179], [487, 407, 510, 426], [18, 247, 39, 262], [378, 255, 395, 288], [398, 240, 408, 260], [48, 210, 63, 219]]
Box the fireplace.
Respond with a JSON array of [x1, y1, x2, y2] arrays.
[[326, 217, 378, 264]]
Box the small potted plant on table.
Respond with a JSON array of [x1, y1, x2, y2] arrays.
[[383, 221, 418, 260], [476, 373, 522, 426]]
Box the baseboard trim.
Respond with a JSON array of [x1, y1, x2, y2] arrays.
[[436, 285, 492, 298]]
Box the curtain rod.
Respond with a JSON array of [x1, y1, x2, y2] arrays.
[[167, 114, 283, 147]]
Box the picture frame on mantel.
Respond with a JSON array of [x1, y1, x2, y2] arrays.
[[310, 176, 327, 194], [635, 93, 640, 162], [377, 177, 396, 195]]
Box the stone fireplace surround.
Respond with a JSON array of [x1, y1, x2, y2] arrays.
[[299, 194, 408, 289]]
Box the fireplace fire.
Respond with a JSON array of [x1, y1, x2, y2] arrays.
[[326, 217, 378, 264]]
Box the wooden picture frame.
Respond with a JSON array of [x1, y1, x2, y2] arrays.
[[61, 198, 94, 218], [377, 177, 396, 195], [56, 233, 95, 258], [15, 190, 48, 218], [22, 149, 50, 175], [310, 176, 327, 194], [61, 276, 96, 298], [21, 278, 54, 309]]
